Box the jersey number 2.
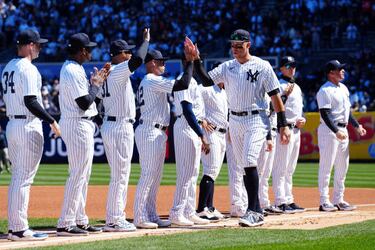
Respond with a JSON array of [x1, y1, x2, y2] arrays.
[[137, 86, 145, 107], [2, 71, 16, 94]]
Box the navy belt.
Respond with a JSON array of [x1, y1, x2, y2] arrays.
[[139, 120, 167, 131], [14, 115, 27, 119], [81, 116, 94, 120], [213, 126, 226, 133], [230, 110, 259, 116], [337, 122, 347, 128], [272, 127, 277, 131], [107, 116, 135, 123]]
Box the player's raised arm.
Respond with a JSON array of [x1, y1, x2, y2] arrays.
[[128, 28, 150, 72], [184, 37, 215, 87]]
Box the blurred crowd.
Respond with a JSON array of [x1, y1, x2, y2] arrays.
[[0, 0, 374, 113]]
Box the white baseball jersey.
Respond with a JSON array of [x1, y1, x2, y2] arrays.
[[58, 60, 97, 228], [170, 77, 205, 221], [279, 79, 304, 123], [317, 81, 351, 124], [99, 61, 135, 225], [317, 81, 351, 205], [99, 61, 135, 119], [58, 60, 98, 118], [2, 58, 43, 116], [134, 73, 175, 226], [208, 56, 280, 112], [138, 73, 175, 125], [2, 57, 44, 232]]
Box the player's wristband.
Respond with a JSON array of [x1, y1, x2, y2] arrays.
[[277, 111, 288, 128]]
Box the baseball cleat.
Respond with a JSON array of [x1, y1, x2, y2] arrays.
[[8, 229, 48, 241], [197, 207, 220, 222], [77, 224, 102, 234], [152, 218, 171, 228], [288, 203, 305, 213], [278, 204, 296, 214], [170, 217, 194, 227], [104, 219, 137, 232], [334, 201, 357, 211], [189, 215, 210, 225], [263, 205, 283, 215], [135, 221, 158, 229], [208, 207, 228, 220], [56, 225, 89, 236], [319, 202, 338, 212], [239, 210, 264, 227]]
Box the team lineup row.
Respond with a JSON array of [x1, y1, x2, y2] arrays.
[[1, 28, 367, 241]]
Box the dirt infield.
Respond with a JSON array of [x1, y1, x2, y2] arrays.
[[0, 186, 374, 219]]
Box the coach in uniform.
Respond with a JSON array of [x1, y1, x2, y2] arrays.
[[185, 29, 290, 227], [317, 60, 366, 212], [100, 28, 150, 232], [2, 29, 61, 241], [57, 33, 109, 236]]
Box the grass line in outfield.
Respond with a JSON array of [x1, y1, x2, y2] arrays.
[[0, 163, 374, 188], [0, 219, 373, 250]]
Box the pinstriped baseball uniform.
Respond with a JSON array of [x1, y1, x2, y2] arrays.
[[57, 60, 98, 228], [199, 84, 228, 180], [2, 58, 44, 232], [317, 81, 351, 205], [98, 61, 135, 224], [134, 73, 175, 225], [258, 105, 277, 208], [272, 80, 304, 206], [208, 57, 279, 171], [226, 130, 247, 216], [169, 77, 204, 221]]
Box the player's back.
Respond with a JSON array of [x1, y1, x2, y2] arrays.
[[137, 73, 174, 126], [1, 58, 42, 117]]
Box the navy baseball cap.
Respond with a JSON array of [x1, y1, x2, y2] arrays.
[[145, 49, 169, 63], [68, 33, 97, 49], [325, 60, 346, 74], [110, 40, 136, 57], [229, 29, 250, 42], [16, 29, 48, 45], [280, 56, 297, 68]]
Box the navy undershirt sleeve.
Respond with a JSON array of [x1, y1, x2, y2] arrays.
[[181, 101, 204, 137]]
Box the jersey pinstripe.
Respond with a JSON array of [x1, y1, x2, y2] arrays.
[[99, 61, 135, 225], [170, 77, 205, 221], [208, 56, 279, 112], [58, 60, 98, 118], [279, 79, 304, 123], [2, 58, 43, 116], [2, 57, 44, 232], [137, 73, 175, 125], [134, 73, 174, 226]]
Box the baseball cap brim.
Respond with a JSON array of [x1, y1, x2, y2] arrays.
[[283, 62, 297, 68], [86, 41, 97, 47], [126, 45, 136, 50], [37, 38, 49, 44]]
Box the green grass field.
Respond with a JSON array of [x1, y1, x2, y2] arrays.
[[0, 162, 374, 187], [0, 219, 374, 249]]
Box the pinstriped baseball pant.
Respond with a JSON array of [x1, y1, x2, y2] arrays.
[[170, 117, 202, 220], [134, 124, 167, 224], [201, 129, 226, 180], [272, 128, 300, 206], [57, 118, 95, 228], [101, 120, 134, 224], [7, 118, 43, 232], [226, 132, 247, 215], [318, 124, 349, 205], [257, 132, 276, 208]]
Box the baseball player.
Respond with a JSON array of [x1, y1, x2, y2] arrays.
[[100, 29, 150, 232], [169, 55, 211, 227], [272, 56, 306, 213], [2, 29, 61, 241], [57, 33, 109, 236], [226, 130, 247, 217], [317, 60, 366, 212], [133, 44, 194, 229], [185, 29, 290, 227], [196, 81, 228, 220], [257, 99, 282, 215]]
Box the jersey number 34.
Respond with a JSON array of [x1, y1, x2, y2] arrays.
[[2, 71, 16, 94]]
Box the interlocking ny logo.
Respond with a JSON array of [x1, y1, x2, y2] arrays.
[[246, 69, 260, 82]]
